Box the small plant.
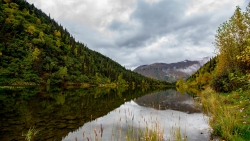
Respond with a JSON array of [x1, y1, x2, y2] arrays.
[[125, 123, 164, 141], [173, 127, 187, 141], [22, 126, 40, 141], [83, 124, 104, 141]]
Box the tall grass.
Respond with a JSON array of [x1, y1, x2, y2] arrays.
[[82, 110, 188, 141], [81, 108, 190, 141], [125, 122, 164, 141], [172, 127, 187, 141], [200, 87, 250, 140]]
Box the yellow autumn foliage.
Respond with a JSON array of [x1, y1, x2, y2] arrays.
[[215, 5, 250, 74], [32, 48, 40, 61], [27, 25, 35, 35], [54, 30, 61, 37]]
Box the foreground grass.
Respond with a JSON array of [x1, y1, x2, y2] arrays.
[[125, 125, 186, 141], [80, 110, 187, 141], [125, 123, 164, 141], [82, 123, 185, 141], [200, 87, 250, 141]]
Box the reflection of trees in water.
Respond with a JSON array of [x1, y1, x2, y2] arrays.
[[0, 86, 164, 141]]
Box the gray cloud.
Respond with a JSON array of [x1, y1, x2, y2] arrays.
[[114, 0, 186, 48], [27, 0, 249, 69]]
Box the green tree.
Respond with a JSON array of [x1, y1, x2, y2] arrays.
[[10, 3, 18, 10], [117, 73, 126, 85], [32, 47, 40, 61], [215, 6, 249, 74], [211, 4, 250, 92], [54, 30, 61, 37], [26, 25, 35, 35], [58, 66, 67, 79]]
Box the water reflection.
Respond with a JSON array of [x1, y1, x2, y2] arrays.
[[0, 86, 164, 141], [0, 87, 210, 141], [63, 89, 211, 141], [135, 90, 201, 113]]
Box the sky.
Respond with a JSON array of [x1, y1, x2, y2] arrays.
[[26, 0, 249, 70]]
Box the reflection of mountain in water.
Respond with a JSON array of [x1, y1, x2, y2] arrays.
[[134, 89, 201, 114]]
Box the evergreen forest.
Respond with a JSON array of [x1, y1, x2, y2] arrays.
[[0, 0, 171, 86]]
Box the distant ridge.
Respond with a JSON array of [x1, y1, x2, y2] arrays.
[[133, 57, 210, 82]]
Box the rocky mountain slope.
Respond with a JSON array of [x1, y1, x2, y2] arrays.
[[133, 57, 210, 82]]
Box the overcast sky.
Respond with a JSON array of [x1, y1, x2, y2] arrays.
[[26, 0, 249, 70]]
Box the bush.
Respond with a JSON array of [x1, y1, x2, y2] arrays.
[[211, 68, 249, 92], [210, 71, 230, 92]]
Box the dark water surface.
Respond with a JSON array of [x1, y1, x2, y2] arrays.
[[0, 87, 210, 141]]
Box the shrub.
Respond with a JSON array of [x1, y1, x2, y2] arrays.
[[211, 68, 249, 92]]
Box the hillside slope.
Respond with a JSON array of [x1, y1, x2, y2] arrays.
[[0, 0, 169, 86], [134, 57, 209, 82]]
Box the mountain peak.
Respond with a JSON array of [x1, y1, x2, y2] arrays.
[[133, 57, 210, 82]]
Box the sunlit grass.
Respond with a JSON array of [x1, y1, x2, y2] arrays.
[[200, 87, 250, 140]]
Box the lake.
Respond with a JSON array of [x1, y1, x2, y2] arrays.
[[0, 86, 211, 141]]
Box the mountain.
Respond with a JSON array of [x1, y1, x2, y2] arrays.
[[0, 0, 170, 86], [133, 57, 210, 82]]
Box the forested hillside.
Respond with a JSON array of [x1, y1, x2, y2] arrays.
[[183, 5, 250, 92], [0, 0, 170, 86], [184, 57, 217, 88]]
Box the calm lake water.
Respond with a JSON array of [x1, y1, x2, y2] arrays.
[[0, 87, 211, 141]]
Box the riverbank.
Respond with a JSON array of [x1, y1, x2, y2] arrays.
[[199, 87, 250, 141]]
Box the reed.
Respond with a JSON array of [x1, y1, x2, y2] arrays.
[[125, 122, 164, 141], [173, 127, 187, 141], [112, 105, 189, 141], [82, 124, 103, 141]]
